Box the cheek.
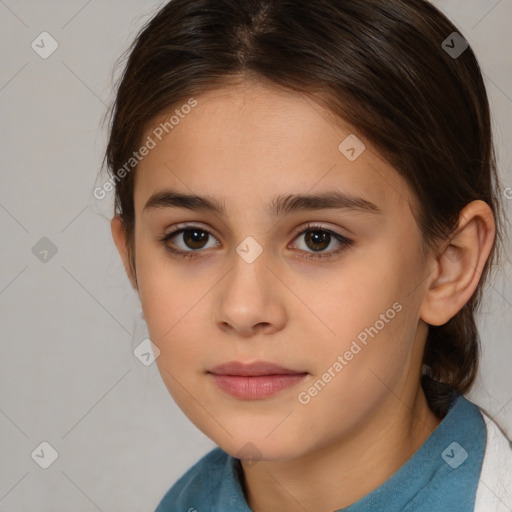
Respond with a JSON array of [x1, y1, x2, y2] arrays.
[[293, 293, 421, 440], [137, 263, 209, 409], [302, 245, 424, 380], [134, 236, 199, 334], [303, 260, 406, 342], [134, 245, 226, 395], [135, 253, 195, 367]]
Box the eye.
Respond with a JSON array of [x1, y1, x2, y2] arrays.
[[160, 226, 220, 259], [290, 224, 354, 261], [159, 223, 354, 261]]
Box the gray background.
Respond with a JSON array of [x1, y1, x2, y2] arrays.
[[0, 1, 511, 510]]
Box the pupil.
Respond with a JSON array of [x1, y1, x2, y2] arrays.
[[185, 230, 207, 249], [306, 230, 330, 251]]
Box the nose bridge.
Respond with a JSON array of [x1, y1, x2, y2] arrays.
[[213, 236, 286, 334], [226, 237, 270, 304]]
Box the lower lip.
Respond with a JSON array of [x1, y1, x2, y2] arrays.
[[209, 373, 307, 399]]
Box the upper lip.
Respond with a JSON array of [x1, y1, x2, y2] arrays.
[[208, 361, 307, 376]]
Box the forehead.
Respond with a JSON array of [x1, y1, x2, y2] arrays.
[[133, 82, 412, 219]]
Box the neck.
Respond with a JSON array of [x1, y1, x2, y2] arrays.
[[241, 385, 442, 512]]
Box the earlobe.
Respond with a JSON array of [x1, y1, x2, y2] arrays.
[[420, 200, 496, 326], [111, 216, 138, 290]]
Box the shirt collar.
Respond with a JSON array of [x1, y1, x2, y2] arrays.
[[215, 394, 486, 511]]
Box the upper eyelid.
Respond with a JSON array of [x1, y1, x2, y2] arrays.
[[294, 223, 350, 238], [162, 222, 221, 242]]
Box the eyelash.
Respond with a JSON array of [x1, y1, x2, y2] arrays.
[[159, 223, 354, 262]]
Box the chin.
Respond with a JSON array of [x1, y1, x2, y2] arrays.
[[201, 420, 307, 462]]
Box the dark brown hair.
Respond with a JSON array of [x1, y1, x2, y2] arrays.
[[104, 0, 503, 416]]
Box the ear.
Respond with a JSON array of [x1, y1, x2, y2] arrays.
[[420, 200, 496, 326], [111, 216, 138, 290]]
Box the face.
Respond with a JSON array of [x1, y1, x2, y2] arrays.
[[127, 81, 433, 461]]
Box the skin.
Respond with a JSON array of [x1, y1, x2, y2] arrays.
[[111, 80, 495, 512]]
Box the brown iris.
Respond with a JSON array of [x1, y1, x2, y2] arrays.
[[304, 229, 331, 252], [183, 229, 209, 250]]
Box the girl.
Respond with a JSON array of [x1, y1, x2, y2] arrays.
[[104, 0, 512, 510]]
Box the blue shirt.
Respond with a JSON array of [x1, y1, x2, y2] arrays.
[[155, 394, 486, 511]]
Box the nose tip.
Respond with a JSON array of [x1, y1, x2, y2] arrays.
[[212, 257, 288, 337]]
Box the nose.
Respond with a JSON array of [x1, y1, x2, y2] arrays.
[[212, 249, 287, 337]]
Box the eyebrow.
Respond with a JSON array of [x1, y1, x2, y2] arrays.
[[143, 189, 381, 217]]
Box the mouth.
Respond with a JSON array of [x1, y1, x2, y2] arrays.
[[207, 361, 308, 400]]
